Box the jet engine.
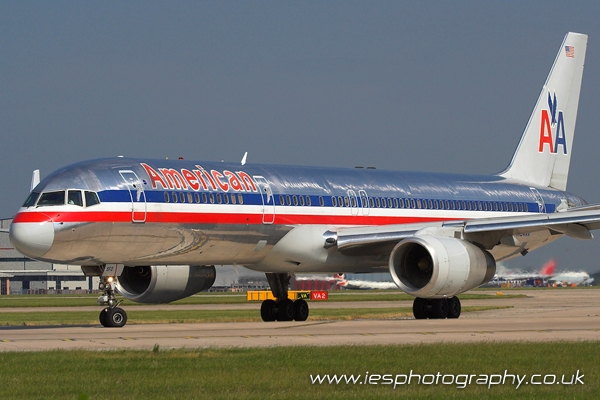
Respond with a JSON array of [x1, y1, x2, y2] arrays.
[[115, 265, 216, 303], [389, 236, 495, 298]]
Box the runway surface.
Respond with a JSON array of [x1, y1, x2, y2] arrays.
[[1, 289, 598, 351]]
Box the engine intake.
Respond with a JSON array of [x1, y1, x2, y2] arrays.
[[116, 265, 216, 304], [389, 236, 495, 298]]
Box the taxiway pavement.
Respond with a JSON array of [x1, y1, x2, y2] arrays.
[[0, 289, 598, 351]]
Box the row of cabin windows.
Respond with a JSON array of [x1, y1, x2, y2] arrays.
[[164, 192, 244, 205], [278, 195, 326, 207], [161, 191, 530, 213], [331, 196, 529, 212], [23, 190, 101, 208]]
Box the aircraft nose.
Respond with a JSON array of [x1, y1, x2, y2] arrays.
[[9, 214, 55, 259]]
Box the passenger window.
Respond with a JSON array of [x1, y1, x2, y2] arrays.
[[231, 194, 236, 204], [85, 191, 100, 207], [319, 196, 324, 206], [293, 196, 298, 206], [38, 191, 65, 206], [187, 193, 193, 203], [332, 196, 337, 207], [376, 198, 381, 208], [369, 198, 374, 207], [202, 193, 207, 203], [68, 190, 83, 206], [394, 198, 399, 208], [217, 193, 222, 204], [306, 196, 311, 206], [209, 193, 214, 204], [195, 193, 200, 204], [279, 195, 285, 205], [22, 191, 41, 208], [164, 192, 170, 203], [172, 192, 178, 203], [180, 193, 185, 203], [300, 196, 305, 206], [238, 194, 243, 204], [223, 193, 229, 204]]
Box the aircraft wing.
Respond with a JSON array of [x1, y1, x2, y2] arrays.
[[331, 207, 600, 256]]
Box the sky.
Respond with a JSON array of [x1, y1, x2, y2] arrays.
[[2, 1, 600, 272]]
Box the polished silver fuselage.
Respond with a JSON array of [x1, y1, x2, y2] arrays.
[[10, 157, 586, 273]]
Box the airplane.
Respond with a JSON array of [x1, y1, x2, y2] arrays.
[[294, 273, 398, 290], [488, 259, 594, 287], [9, 32, 600, 327]]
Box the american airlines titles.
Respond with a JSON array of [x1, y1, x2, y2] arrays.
[[141, 163, 258, 193]]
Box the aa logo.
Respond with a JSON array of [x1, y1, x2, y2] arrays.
[[538, 92, 567, 154]]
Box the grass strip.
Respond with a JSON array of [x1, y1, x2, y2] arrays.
[[0, 341, 596, 399], [0, 291, 525, 308], [0, 306, 510, 326]]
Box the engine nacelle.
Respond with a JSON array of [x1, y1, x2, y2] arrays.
[[389, 236, 495, 298], [115, 265, 216, 304]]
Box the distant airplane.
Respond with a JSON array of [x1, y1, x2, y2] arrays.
[[9, 32, 600, 327], [488, 259, 593, 287], [332, 274, 398, 290], [294, 274, 398, 290]]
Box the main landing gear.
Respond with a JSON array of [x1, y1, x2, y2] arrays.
[[97, 276, 128, 328], [412, 297, 461, 319], [260, 272, 309, 322]]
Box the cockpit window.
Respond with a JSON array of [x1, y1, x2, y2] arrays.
[[22, 191, 41, 208], [37, 191, 66, 206], [85, 191, 100, 207], [68, 190, 83, 207]]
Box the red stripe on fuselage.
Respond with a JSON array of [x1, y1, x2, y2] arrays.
[[13, 210, 457, 226]]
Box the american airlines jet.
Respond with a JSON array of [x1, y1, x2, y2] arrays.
[[9, 32, 599, 327]]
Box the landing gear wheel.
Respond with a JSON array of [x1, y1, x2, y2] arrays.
[[260, 299, 277, 322], [277, 299, 295, 321], [293, 299, 309, 321], [430, 299, 449, 319], [105, 307, 127, 328], [413, 298, 429, 319], [447, 297, 461, 319], [99, 308, 109, 327]]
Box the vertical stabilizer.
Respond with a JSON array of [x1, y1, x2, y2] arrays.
[[500, 32, 587, 191]]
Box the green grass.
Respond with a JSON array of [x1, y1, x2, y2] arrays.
[[0, 342, 596, 399], [0, 306, 510, 326], [0, 290, 525, 308]]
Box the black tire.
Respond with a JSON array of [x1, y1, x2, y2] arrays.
[[99, 308, 109, 327], [105, 307, 128, 328], [277, 299, 295, 321], [260, 299, 277, 322], [447, 297, 461, 319], [430, 299, 449, 319], [293, 299, 309, 321], [413, 298, 429, 319]]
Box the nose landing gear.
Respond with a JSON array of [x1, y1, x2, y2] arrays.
[[97, 277, 127, 328]]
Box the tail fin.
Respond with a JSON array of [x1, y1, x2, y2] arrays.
[[500, 32, 587, 191], [540, 259, 556, 276]]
